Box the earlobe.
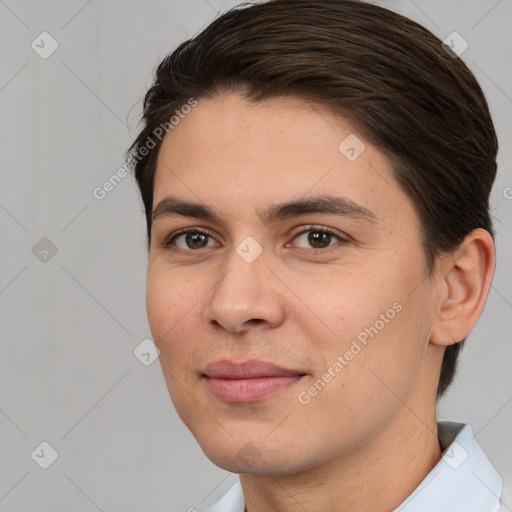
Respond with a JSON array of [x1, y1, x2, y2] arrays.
[[430, 228, 496, 347]]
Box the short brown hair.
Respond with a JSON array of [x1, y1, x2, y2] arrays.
[[128, 0, 498, 398]]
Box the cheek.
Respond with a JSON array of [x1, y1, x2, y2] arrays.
[[146, 270, 171, 340], [146, 266, 210, 376], [146, 266, 193, 332], [146, 269, 200, 410], [299, 273, 392, 346], [300, 269, 425, 390], [146, 268, 190, 359]]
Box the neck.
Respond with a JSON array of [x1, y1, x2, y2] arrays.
[[240, 409, 442, 512]]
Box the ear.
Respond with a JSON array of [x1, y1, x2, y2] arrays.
[[430, 228, 496, 347]]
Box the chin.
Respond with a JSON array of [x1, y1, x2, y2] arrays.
[[197, 435, 314, 477]]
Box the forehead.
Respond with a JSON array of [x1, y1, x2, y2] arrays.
[[157, 94, 356, 169], [153, 94, 416, 232]]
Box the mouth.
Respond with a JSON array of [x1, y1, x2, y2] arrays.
[[202, 359, 307, 403]]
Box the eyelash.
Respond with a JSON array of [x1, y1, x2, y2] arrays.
[[160, 225, 348, 254]]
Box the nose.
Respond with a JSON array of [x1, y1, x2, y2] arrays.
[[203, 245, 286, 333]]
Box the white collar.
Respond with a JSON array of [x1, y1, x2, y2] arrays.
[[395, 422, 502, 511]]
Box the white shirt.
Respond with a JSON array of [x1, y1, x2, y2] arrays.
[[207, 422, 503, 512]]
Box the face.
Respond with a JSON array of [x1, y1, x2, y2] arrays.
[[146, 93, 442, 475]]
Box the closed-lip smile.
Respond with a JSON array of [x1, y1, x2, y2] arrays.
[[202, 359, 307, 402]]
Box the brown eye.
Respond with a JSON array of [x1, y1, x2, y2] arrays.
[[162, 229, 218, 250], [291, 227, 345, 250], [307, 230, 332, 249], [182, 232, 209, 249]]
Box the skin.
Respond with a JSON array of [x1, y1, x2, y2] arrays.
[[146, 93, 495, 511]]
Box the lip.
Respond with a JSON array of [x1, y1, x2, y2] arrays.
[[204, 359, 305, 379], [202, 359, 307, 403]]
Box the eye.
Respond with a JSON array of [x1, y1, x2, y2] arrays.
[[288, 225, 347, 251], [161, 228, 218, 251], [160, 225, 347, 253]]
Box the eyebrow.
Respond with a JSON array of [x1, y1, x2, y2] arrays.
[[152, 194, 379, 226]]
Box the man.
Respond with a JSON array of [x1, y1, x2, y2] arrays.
[[128, 1, 502, 510]]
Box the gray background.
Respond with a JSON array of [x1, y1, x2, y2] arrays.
[[0, 0, 510, 510]]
